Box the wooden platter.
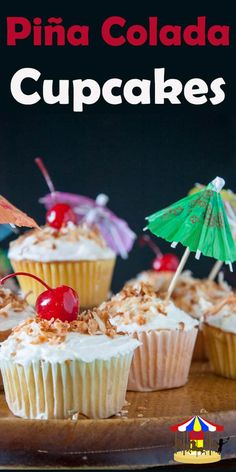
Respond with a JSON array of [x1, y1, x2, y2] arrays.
[[0, 362, 236, 469]]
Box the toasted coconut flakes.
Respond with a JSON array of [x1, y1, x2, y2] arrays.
[[178, 321, 185, 330], [204, 294, 236, 317], [12, 308, 118, 345], [0, 310, 8, 318], [0, 287, 29, 314], [11, 223, 108, 250]]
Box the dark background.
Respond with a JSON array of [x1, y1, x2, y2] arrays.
[[1, 2, 235, 291]]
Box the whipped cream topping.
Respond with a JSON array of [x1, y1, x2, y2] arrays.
[[0, 311, 140, 364], [130, 270, 232, 320], [204, 294, 236, 334], [0, 287, 35, 332], [9, 223, 115, 262], [101, 283, 198, 333]]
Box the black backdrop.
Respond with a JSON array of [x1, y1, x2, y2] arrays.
[[1, 2, 235, 291]]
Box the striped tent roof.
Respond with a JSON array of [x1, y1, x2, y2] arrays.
[[170, 416, 224, 432]]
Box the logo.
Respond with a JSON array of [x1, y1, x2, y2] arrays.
[[170, 415, 228, 464]]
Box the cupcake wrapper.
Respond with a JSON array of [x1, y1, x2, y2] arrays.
[[128, 328, 197, 392], [1, 353, 133, 419], [203, 323, 236, 379], [192, 329, 208, 361], [10, 258, 115, 308], [0, 330, 12, 391]]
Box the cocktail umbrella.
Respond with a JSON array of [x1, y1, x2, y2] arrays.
[[145, 177, 236, 299], [189, 183, 236, 280], [36, 158, 136, 258], [0, 195, 38, 229]]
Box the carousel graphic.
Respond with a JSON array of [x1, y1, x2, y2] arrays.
[[170, 415, 227, 464]]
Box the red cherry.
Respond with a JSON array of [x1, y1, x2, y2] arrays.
[[0, 272, 79, 322], [46, 203, 77, 229], [152, 254, 179, 272], [36, 285, 79, 322]]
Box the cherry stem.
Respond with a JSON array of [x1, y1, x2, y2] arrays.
[[0, 272, 51, 291], [138, 235, 162, 257], [35, 158, 56, 195]]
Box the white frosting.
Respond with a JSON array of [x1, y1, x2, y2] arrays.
[[9, 224, 115, 262], [206, 307, 236, 334], [0, 307, 35, 332], [101, 291, 198, 333], [0, 320, 140, 364], [0, 287, 35, 332], [132, 270, 232, 321]]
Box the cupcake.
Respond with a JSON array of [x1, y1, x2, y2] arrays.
[[28, 158, 135, 308], [101, 282, 198, 391], [203, 294, 236, 379], [0, 273, 140, 419], [128, 271, 232, 361], [172, 273, 232, 361], [9, 223, 116, 308]]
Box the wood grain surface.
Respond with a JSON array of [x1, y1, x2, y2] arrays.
[[0, 362, 235, 469]]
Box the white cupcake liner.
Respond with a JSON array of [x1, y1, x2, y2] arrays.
[[1, 353, 133, 419], [128, 328, 197, 391]]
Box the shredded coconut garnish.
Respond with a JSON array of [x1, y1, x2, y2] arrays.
[[204, 294, 236, 317], [11, 308, 118, 345], [102, 282, 168, 325], [10, 223, 108, 249], [128, 271, 232, 318], [173, 278, 232, 317], [0, 287, 29, 317]]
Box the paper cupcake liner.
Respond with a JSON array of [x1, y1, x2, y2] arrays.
[[192, 329, 208, 361], [203, 322, 236, 379], [127, 328, 197, 391], [0, 330, 12, 390], [1, 352, 133, 419], [10, 258, 115, 308]]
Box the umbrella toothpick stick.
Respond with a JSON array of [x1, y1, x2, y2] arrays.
[[208, 260, 223, 281], [166, 247, 190, 301]]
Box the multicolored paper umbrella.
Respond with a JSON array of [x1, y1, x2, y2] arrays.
[[0, 195, 39, 229], [36, 158, 136, 258], [145, 177, 236, 298], [171, 416, 224, 433], [189, 183, 236, 280]]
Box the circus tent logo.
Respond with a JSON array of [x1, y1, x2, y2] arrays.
[[170, 415, 227, 464]]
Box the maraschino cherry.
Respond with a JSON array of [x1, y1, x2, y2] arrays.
[[35, 157, 77, 230], [0, 272, 79, 322], [46, 203, 77, 229], [139, 235, 179, 272]]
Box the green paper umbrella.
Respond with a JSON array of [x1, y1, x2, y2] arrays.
[[189, 183, 236, 280], [145, 177, 236, 298]]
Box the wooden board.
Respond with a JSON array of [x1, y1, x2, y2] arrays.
[[0, 362, 236, 469]]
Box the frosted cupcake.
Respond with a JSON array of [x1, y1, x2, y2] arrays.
[[9, 222, 115, 308], [203, 294, 236, 379], [0, 273, 140, 419], [172, 273, 232, 361], [129, 271, 232, 361], [101, 282, 198, 391]]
